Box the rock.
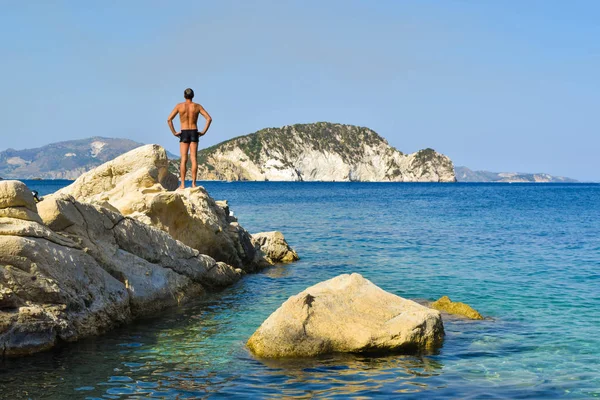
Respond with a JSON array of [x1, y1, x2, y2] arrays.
[[430, 296, 484, 320], [1, 183, 245, 356], [0, 185, 133, 356], [136, 188, 260, 270], [252, 231, 299, 263], [54, 145, 297, 272], [54, 144, 178, 200], [204, 262, 244, 287], [38, 194, 242, 296], [247, 273, 444, 358], [0, 180, 37, 212], [0, 234, 131, 356], [0, 207, 43, 223]]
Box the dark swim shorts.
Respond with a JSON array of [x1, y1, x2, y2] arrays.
[[179, 129, 199, 143]]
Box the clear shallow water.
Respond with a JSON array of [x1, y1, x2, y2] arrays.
[[1, 181, 599, 399]]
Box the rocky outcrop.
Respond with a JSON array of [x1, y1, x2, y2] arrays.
[[247, 273, 444, 358], [54, 145, 278, 271], [431, 296, 484, 320], [0, 179, 245, 356], [0, 144, 298, 357], [0, 181, 130, 356], [252, 231, 299, 263], [54, 144, 178, 199], [187, 122, 456, 182], [0, 179, 43, 223]]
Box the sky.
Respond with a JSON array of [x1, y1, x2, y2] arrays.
[[1, 1, 599, 181]]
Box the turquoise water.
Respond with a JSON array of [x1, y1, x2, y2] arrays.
[[1, 181, 599, 399]]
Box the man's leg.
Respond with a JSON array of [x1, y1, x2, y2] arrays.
[[179, 142, 190, 189], [190, 142, 198, 187]]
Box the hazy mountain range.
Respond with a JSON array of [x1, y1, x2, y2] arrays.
[[454, 166, 578, 183]]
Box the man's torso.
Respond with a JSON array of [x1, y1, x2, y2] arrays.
[[178, 102, 201, 130]]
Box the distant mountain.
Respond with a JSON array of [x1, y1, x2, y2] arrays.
[[0, 137, 145, 179], [455, 166, 578, 183], [174, 122, 456, 182]]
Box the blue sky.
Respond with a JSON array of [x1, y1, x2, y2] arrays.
[[1, 1, 599, 180]]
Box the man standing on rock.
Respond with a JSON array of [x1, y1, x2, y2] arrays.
[[167, 88, 212, 189]]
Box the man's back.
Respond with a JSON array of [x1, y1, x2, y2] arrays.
[[177, 102, 202, 130]]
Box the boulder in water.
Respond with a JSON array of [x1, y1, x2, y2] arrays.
[[247, 273, 444, 358], [430, 296, 484, 320], [252, 231, 299, 263]]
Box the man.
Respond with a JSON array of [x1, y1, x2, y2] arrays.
[[167, 88, 212, 189]]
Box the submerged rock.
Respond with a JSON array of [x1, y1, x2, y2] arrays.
[[252, 231, 299, 263], [431, 296, 484, 320], [247, 273, 444, 358]]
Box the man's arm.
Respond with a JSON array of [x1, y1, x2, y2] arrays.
[[198, 105, 212, 136], [167, 105, 180, 136]]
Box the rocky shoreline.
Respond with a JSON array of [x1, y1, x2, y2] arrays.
[[0, 145, 298, 357], [0, 144, 484, 359]]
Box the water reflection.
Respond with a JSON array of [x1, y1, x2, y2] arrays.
[[261, 264, 295, 279]]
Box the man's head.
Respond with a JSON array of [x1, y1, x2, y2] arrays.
[[184, 88, 194, 100]]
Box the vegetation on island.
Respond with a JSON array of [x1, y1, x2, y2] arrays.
[[195, 122, 403, 169], [173, 122, 457, 182]]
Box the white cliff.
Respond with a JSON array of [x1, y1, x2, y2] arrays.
[[190, 122, 456, 182]]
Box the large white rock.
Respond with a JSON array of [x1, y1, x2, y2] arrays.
[[0, 235, 131, 356], [0, 181, 243, 356], [247, 273, 444, 357], [54, 145, 284, 271], [54, 144, 178, 199], [37, 194, 243, 293], [0, 180, 42, 223], [0, 180, 37, 211], [0, 181, 132, 356]]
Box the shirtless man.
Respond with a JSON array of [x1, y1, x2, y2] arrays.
[[167, 88, 212, 189]]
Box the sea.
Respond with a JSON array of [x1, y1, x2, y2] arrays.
[[1, 181, 599, 399]]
